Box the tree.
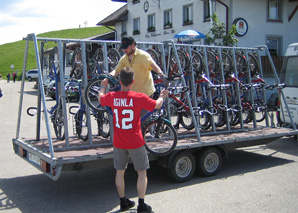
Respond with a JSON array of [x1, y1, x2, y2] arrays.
[[205, 13, 238, 46]]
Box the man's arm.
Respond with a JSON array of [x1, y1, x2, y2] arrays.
[[150, 61, 168, 85], [154, 89, 168, 109], [110, 69, 119, 77]]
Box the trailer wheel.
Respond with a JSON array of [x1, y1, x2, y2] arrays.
[[167, 151, 196, 182], [196, 147, 222, 177]]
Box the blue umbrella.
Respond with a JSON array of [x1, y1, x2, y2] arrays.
[[174, 30, 206, 39]]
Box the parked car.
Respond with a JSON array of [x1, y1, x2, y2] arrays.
[[25, 69, 39, 81], [65, 79, 81, 101], [46, 79, 80, 101], [46, 80, 57, 100]]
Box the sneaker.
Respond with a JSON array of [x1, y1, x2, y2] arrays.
[[120, 199, 135, 212], [137, 203, 152, 213]]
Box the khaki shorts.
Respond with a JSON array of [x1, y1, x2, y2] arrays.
[[113, 146, 150, 171]]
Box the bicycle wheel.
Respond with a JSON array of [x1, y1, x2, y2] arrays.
[[180, 111, 194, 130], [85, 77, 118, 112], [169, 49, 188, 76], [169, 99, 180, 128], [48, 47, 59, 76], [96, 111, 110, 138], [142, 118, 177, 156], [90, 47, 105, 76], [75, 109, 88, 141], [214, 108, 226, 127], [248, 53, 259, 77], [146, 48, 159, 66], [235, 52, 246, 74], [198, 111, 211, 130], [108, 48, 121, 71], [52, 103, 65, 141], [70, 47, 83, 79], [191, 50, 203, 76], [205, 50, 218, 76], [221, 52, 233, 77], [242, 101, 253, 123], [254, 98, 266, 122]]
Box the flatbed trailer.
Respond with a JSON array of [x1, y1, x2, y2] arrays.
[[12, 125, 298, 181], [12, 34, 297, 182]]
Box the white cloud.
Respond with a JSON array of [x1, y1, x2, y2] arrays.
[[0, 0, 125, 45]]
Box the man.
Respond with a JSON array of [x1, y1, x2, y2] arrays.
[[98, 67, 168, 213], [110, 36, 167, 97]]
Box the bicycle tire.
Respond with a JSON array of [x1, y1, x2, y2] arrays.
[[248, 53, 259, 77], [108, 48, 121, 71], [146, 48, 159, 67], [75, 109, 88, 141], [142, 118, 177, 156], [242, 101, 253, 123], [191, 50, 204, 76], [235, 52, 247, 74], [214, 108, 226, 127], [254, 98, 266, 122], [70, 47, 83, 79], [221, 52, 233, 78], [49, 47, 59, 76], [198, 111, 211, 130], [85, 76, 119, 112], [96, 111, 110, 138], [52, 102, 65, 141], [169, 100, 180, 128], [180, 111, 194, 130]]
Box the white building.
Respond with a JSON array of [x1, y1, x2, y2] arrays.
[[98, 0, 298, 56]]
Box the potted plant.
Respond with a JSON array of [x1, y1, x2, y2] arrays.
[[133, 30, 140, 35], [147, 26, 156, 32], [164, 22, 172, 29], [183, 19, 193, 25]]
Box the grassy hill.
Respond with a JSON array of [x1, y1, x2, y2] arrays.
[[0, 26, 113, 80]]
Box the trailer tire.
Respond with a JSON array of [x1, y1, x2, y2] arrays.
[[167, 151, 195, 182], [196, 147, 222, 177]]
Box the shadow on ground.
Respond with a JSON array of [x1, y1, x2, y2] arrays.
[[1, 141, 296, 213]]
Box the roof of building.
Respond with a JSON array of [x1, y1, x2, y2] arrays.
[[97, 4, 128, 26]]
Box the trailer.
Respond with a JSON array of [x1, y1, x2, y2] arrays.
[[12, 34, 298, 182]]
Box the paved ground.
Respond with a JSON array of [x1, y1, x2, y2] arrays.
[[1, 80, 298, 213]]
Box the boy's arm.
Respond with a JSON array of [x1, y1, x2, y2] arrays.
[[155, 89, 168, 109], [97, 78, 109, 103]]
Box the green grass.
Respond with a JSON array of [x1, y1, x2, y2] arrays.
[[0, 26, 113, 80]]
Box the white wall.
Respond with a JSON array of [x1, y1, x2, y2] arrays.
[[114, 0, 298, 55]]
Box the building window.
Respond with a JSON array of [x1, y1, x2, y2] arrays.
[[266, 37, 281, 56], [203, 0, 216, 21], [133, 18, 140, 35], [267, 0, 282, 21], [164, 9, 173, 29], [183, 4, 193, 25], [121, 22, 127, 37], [147, 14, 156, 32]]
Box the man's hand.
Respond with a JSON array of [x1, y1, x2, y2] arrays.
[[159, 73, 169, 86], [160, 89, 168, 99]]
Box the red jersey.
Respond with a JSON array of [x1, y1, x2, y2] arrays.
[[100, 91, 156, 149]]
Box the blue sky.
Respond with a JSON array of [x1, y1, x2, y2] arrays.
[[0, 0, 125, 45]]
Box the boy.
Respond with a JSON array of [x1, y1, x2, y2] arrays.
[[98, 67, 168, 212]]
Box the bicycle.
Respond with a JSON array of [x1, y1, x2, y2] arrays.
[[69, 82, 110, 141], [27, 50, 66, 140]]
